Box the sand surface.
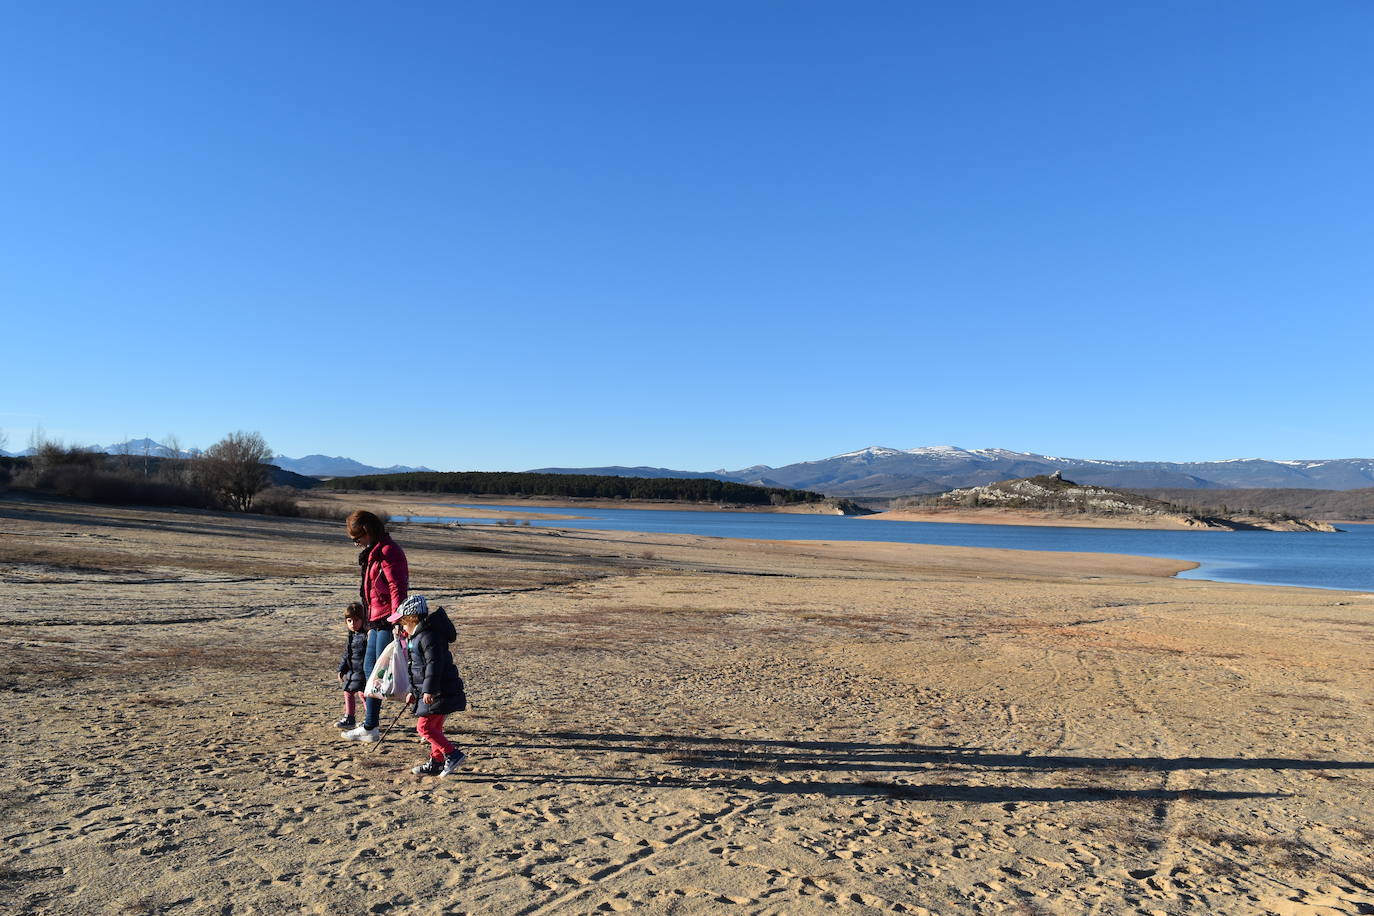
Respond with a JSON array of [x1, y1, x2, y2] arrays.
[[3, 493, 1374, 915]]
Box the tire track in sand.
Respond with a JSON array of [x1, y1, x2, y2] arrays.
[[1091, 651, 1188, 914], [511, 797, 769, 916]]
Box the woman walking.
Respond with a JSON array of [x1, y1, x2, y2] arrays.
[[341, 509, 408, 741]]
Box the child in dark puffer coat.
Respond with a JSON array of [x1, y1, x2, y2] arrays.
[[388, 595, 467, 777], [335, 602, 369, 730]]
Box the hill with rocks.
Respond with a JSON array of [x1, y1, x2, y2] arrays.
[[885, 474, 1337, 532]]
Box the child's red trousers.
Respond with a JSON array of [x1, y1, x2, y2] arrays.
[[417, 714, 456, 760]]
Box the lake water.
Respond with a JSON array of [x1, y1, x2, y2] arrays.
[[411, 504, 1374, 593]]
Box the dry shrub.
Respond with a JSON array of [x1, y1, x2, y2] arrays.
[[296, 502, 353, 522], [252, 487, 302, 516], [17, 464, 216, 508]]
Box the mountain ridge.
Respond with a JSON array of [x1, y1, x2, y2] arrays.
[[270, 454, 433, 478], [531, 446, 1374, 496]]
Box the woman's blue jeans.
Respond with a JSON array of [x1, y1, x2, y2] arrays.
[[361, 626, 394, 730]]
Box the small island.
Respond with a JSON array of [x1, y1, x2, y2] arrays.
[[865, 473, 1338, 531]]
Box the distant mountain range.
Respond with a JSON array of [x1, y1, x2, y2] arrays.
[[270, 454, 433, 477], [9, 440, 1374, 495], [0, 439, 430, 478], [532, 446, 1374, 497], [0, 438, 205, 460]]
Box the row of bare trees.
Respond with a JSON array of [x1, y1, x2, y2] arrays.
[[3, 429, 276, 512]]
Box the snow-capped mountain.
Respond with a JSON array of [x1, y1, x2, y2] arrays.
[[529, 447, 1374, 497], [717, 446, 1084, 494], [716, 447, 1374, 496], [0, 438, 203, 459], [100, 438, 203, 458]]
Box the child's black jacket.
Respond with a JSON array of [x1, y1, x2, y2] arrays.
[[406, 608, 466, 716], [339, 630, 368, 692]]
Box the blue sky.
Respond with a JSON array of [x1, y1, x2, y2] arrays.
[[5, 2, 1371, 470]]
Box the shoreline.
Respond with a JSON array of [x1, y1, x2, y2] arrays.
[[307, 491, 1370, 592], [862, 506, 1341, 532], [862, 506, 1211, 530], [324, 493, 1199, 580]]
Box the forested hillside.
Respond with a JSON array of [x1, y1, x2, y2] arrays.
[[322, 471, 823, 506]]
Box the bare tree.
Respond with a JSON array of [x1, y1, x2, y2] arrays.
[[114, 434, 134, 472], [198, 431, 272, 511], [159, 432, 187, 484]]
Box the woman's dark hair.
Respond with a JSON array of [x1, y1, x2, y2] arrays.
[[344, 601, 366, 622], [346, 509, 386, 542]]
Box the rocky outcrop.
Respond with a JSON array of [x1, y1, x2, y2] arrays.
[[777, 498, 874, 516], [1224, 516, 1338, 533], [922, 476, 1336, 532]]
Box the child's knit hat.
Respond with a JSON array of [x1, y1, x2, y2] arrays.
[[387, 594, 428, 624]]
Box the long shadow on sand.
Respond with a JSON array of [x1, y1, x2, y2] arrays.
[[476, 729, 1374, 774], [453, 771, 1280, 803], [455, 729, 1355, 802]]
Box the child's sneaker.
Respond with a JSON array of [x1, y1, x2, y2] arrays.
[[411, 758, 444, 776], [439, 750, 466, 777], [342, 724, 381, 742], [335, 716, 355, 730]]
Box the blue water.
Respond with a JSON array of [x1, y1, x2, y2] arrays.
[[411, 505, 1374, 593]]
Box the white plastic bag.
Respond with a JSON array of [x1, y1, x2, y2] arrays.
[[364, 637, 411, 700]]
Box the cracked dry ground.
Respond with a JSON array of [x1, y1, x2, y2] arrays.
[[2, 496, 1373, 915]]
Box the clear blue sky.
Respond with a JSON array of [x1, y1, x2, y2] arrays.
[[6, 2, 1371, 470]]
